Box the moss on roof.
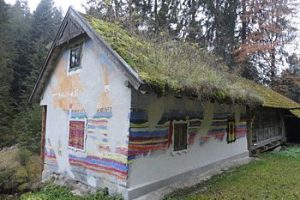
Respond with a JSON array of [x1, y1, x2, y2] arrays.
[[82, 15, 299, 109], [234, 79, 300, 109]]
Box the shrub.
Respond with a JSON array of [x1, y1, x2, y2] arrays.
[[21, 184, 123, 200]]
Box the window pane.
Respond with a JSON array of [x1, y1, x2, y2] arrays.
[[174, 123, 187, 151], [70, 46, 82, 70]]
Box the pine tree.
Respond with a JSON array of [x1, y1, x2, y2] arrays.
[[14, 0, 62, 153], [22, 0, 62, 100], [0, 0, 14, 147], [9, 0, 33, 107]]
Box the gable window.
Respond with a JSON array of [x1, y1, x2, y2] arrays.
[[69, 45, 82, 71], [173, 122, 188, 151], [68, 120, 86, 151], [227, 119, 236, 143]]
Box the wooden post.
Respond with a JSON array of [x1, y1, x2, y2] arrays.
[[41, 106, 47, 174], [246, 106, 253, 152]]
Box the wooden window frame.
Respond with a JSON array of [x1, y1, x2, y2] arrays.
[[69, 44, 83, 72], [41, 106, 47, 174], [172, 121, 189, 153], [68, 119, 87, 152]]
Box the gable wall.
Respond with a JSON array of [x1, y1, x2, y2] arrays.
[[40, 38, 131, 193], [128, 90, 249, 190]]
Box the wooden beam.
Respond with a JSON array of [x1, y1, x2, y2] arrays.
[[250, 136, 283, 151], [40, 106, 47, 174], [246, 106, 253, 150]]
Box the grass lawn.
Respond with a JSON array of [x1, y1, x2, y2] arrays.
[[165, 147, 300, 200]]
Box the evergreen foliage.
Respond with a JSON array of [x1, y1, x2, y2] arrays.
[[21, 184, 122, 200], [0, 0, 14, 147], [0, 0, 62, 150]]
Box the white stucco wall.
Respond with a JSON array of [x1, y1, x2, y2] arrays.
[[40, 38, 131, 192], [128, 91, 248, 188], [38, 36, 248, 198]]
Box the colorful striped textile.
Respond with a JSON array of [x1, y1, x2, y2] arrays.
[[129, 122, 169, 160], [69, 154, 128, 181]]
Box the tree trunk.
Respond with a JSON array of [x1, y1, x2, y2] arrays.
[[241, 0, 247, 44]]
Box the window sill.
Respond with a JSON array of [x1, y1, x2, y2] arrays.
[[68, 146, 86, 153], [171, 149, 189, 156], [68, 66, 82, 75]]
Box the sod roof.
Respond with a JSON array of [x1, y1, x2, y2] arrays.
[[236, 80, 300, 109], [81, 15, 299, 109]]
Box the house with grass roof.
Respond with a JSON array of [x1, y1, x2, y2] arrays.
[[29, 7, 300, 200]]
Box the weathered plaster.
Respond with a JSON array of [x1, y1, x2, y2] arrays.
[[128, 91, 248, 188], [41, 38, 131, 194]]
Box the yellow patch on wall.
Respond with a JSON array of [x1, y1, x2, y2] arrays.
[[98, 64, 112, 109], [52, 59, 85, 110]]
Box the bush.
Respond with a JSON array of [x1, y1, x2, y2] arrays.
[[13, 105, 42, 154], [0, 147, 41, 194], [21, 185, 123, 200]]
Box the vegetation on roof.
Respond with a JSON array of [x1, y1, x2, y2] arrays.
[[234, 79, 300, 109], [83, 16, 299, 108]]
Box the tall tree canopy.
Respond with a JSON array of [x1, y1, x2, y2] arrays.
[[0, 0, 14, 146], [85, 0, 297, 84], [273, 53, 300, 103], [235, 0, 296, 84], [0, 0, 62, 150]]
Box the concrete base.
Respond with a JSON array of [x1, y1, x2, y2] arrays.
[[41, 152, 251, 200], [128, 151, 251, 200]]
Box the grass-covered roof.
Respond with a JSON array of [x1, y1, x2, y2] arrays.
[[82, 15, 299, 109], [235, 80, 300, 109]]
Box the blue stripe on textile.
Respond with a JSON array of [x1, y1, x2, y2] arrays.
[[130, 130, 168, 137], [69, 155, 128, 172], [93, 112, 112, 118], [87, 125, 108, 130]]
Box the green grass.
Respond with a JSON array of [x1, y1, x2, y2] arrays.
[[20, 185, 122, 200], [165, 147, 300, 200]]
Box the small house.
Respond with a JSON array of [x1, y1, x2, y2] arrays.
[[30, 8, 300, 200]]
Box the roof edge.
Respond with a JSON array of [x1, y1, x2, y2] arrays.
[[29, 7, 144, 103], [29, 7, 73, 103]]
